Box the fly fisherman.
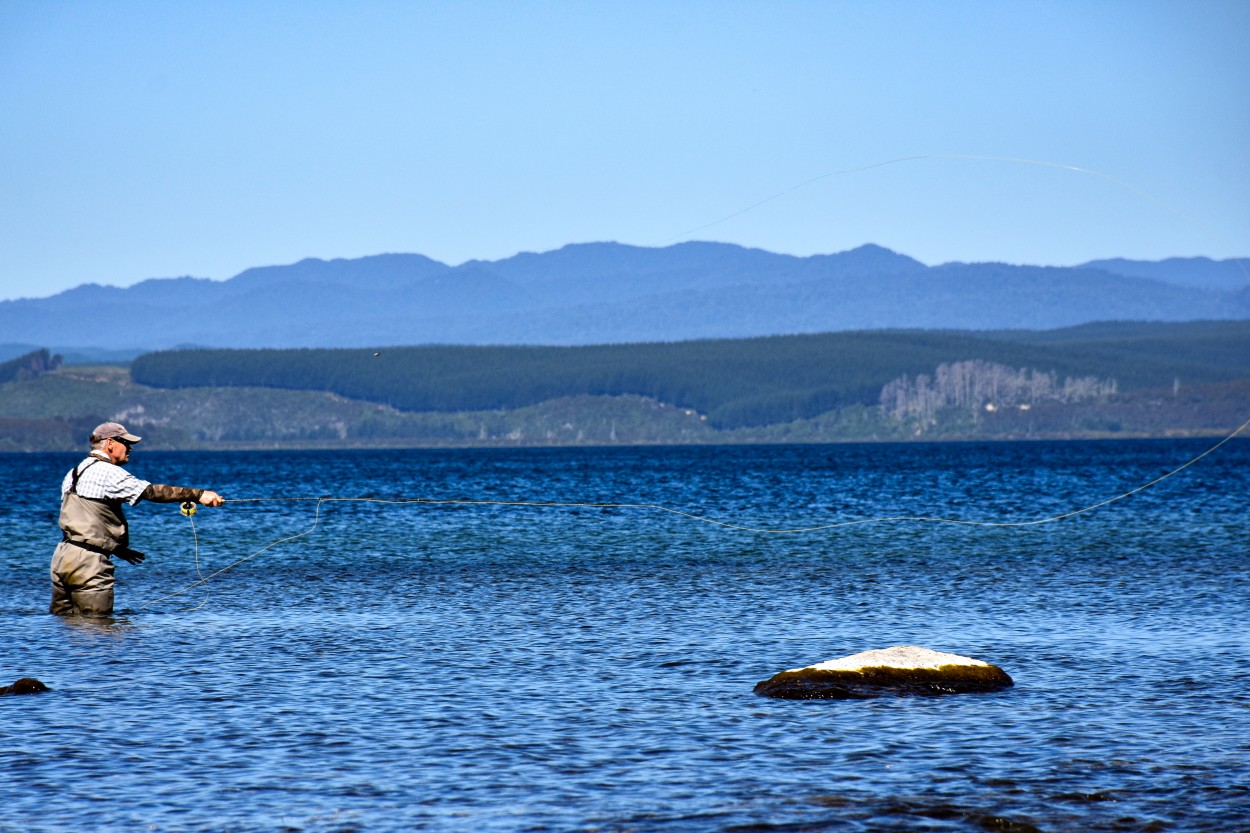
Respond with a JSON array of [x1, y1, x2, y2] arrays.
[[50, 422, 225, 616]]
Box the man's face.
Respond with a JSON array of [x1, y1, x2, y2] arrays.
[[105, 437, 132, 464]]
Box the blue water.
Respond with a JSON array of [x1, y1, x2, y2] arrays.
[[2, 440, 1248, 832]]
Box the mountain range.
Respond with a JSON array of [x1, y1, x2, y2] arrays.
[[2, 242, 1247, 360]]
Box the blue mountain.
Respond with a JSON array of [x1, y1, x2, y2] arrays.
[[1, 242, 1245, 359]]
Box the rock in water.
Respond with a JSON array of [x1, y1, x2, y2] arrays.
[[754, 646, 1013, 699], [0, 677, 50, 696]]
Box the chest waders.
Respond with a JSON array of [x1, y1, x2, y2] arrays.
[[60, 459, 132, 552], [50, 459, 129, 616]]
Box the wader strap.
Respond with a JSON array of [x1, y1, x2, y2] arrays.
[[69, 458, 100, 495]]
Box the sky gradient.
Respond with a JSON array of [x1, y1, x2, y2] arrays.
[[3, 0, 1248, 301]]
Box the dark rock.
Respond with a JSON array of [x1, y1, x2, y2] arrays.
[[754, 645, 1013, 700], [0, 677, 50, 696]]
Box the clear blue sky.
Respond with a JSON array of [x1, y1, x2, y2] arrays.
[[2, 0, 1247, 301]]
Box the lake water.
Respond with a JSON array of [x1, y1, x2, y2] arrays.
[[2, 440, 1248, 832]]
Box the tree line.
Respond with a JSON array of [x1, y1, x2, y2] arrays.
[[128, 323, 1250, 430], [0, 349, 62, 384]]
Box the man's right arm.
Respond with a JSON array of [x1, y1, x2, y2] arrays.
[[141, 485, 225, 506]]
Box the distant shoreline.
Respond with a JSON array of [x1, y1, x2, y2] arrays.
[[4, 423, 1245, 455], [3, 320, 1247, 453]]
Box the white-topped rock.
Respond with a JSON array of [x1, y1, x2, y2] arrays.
[[754, 645, 1013, 700], [805, 645, 997, 673]]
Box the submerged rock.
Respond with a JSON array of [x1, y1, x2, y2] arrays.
[[754, 646, 1013, 699], [0, 677, 50, 696]]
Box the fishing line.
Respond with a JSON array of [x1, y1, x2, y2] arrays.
[[143, 150, 1240, 602], [142, 500, 329, 609], [141, 503, 211, 612], [141, 414, 1250, 609], [177, 505, 210, 612], [651, 152, 1250, 283]]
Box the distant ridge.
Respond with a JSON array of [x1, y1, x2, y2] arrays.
[[1082, 256, 1249, 292], [1, 242, 1246, 358]]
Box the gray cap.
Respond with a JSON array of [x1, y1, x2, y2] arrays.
[[91, 422, 142, 443]]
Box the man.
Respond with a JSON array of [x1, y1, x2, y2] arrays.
[[50, 422, 225, 616]]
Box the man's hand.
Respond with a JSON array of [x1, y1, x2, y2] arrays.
[[198, 491, 225, 507], [115, 548, 146, 565]]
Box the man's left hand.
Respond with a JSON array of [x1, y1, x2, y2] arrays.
[[115, 548, 146, 565]]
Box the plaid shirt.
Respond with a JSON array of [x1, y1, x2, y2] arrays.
[[61, 455, 150, 505]]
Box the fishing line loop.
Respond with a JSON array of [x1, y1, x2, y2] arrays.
[[145, 509, 211, 612], [141, 415, 1249, 610], [652, 152, 1249, 283], [224, 412, 1249, 532], [143, 152, 1250, 610]]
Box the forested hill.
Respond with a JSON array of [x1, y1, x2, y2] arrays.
[[2, 243, 1248, 357], [130, 321, 1250, 429]]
